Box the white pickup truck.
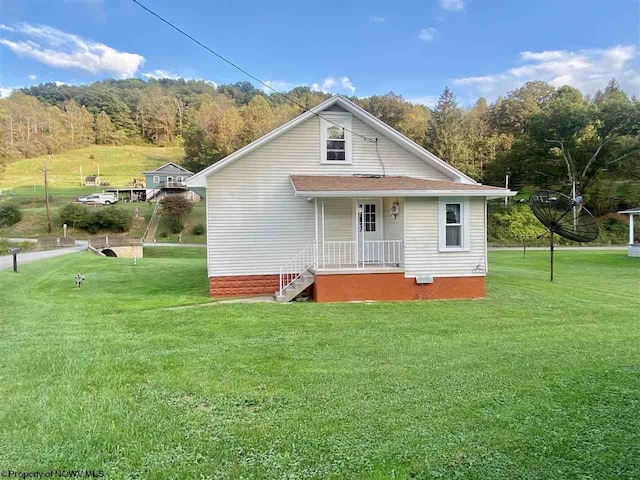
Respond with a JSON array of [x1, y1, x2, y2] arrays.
[[76, 193, 118, 205]]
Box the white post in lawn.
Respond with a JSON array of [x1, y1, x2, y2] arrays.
[[630, 213, 635, 245]]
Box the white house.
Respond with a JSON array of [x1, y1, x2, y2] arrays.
[[187, 95, 515, 302]]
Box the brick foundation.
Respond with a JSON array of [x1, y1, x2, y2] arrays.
[[313, 273, 485, 302], [209, 274, 280, 298]]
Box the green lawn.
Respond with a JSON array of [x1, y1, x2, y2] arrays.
[[0, 250, 638, 479], [0, 145, 184, 188]]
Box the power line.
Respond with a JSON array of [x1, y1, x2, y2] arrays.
[[130, 0, 376, 143]]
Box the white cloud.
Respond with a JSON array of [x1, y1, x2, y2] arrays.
[[441, 0, 465, 11], [407, 96, 438, 108], [54, 81, 66, 86], [0, 25, 15, 32], [142, 69, 181, 80], [0, 87, 14, 98], [262, 80, 299, 93], [453, 45, 640, 100], [371, 16, 385, 23], [28, 74, 37, 81], [418, 28, 437, 41], [0, 23, 144, 78], [310, 76, 356, 94]]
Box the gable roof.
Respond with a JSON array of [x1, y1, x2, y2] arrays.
[[144, 162, 193, 175], [619, 207, 640, 214], [187, 95, 477, 187], [289, 175, 514, 198]]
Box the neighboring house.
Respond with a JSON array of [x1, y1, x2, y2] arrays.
[[187, 95, 515, 302], [143, 162, 201, 202], [85, 175, 100, 186]]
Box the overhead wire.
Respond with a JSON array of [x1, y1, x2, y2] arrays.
[[131, 0, 377, 144]]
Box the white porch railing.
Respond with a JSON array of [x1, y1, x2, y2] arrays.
[[320, 240, 404, 269], [278, 242, 316, 297], [278, 240, 404, 297]]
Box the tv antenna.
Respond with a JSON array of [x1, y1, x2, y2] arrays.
[[529, 190, 599, 281]]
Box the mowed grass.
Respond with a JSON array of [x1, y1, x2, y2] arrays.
[[0, 250, 638, 479], [0, 145, 184, 188]]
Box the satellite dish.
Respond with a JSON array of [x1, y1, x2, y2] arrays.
[[529, 190, 599, 281]]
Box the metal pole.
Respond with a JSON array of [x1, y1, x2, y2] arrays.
[[504, 173, 510, 206], [572, 180, 577, 231], [12, 251, 18, 272], [43, 154, 52, 234], [550, 231, 554, 282]]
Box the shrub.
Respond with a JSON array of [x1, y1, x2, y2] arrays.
[[0, 204, 22, 227], [192, 223, 205, 235], [160, 195, 192, 223], [58, 204, 130, 233], [58, 203, 89, 228], [171, 221, 184, 234], [159, 231, 168, 238]]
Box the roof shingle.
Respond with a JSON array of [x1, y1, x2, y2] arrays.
[[290, 175, 509, 193]]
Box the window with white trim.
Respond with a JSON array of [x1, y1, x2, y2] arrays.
[[438, 198, 470, 251], [320, 116, 352, 164], [445, 203, 462, 247], [153, 175, 160, 183]]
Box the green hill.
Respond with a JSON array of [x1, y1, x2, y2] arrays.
[[0, 145, 185, 188]]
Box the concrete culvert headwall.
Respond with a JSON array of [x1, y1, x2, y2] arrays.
[[102, 249, 118, 257]]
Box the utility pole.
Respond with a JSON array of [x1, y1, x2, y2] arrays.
[[43, 153, 52, 234], [80, 165, 83, 186]]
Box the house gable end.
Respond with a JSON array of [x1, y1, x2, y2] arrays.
[[187, 95, 476, 187]]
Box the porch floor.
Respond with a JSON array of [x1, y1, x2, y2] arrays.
[[313, 263, 404, 274]]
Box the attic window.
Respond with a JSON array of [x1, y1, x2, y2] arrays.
[[320, 116, 352, 164]]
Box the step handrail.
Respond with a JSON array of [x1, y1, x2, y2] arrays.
[[278, 242, 316, 297]]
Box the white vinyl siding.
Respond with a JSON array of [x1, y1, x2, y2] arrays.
[[207, 116, 454, 276], [404, 197, 486, 277], [383, 197, 404, 241], [323, 198, 353, 241]]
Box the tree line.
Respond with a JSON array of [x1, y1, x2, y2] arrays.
[[0, 77, 638, 213]]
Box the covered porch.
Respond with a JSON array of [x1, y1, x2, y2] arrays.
[[619, 207, 640, 257]]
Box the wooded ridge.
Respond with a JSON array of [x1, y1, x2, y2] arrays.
[[1, 78, 638, 214]]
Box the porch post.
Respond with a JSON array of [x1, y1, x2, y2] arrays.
[[321, 199, 325, 270], [314, 198, 319, 268]]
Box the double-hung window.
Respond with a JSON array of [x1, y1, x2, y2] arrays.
[[320, 115, 352, 164], [153, 175, 160, 184], [445, 203, 462, 247], [439, 198, 470, 251]]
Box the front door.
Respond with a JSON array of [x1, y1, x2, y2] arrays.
[[358, 200, 382, 262]]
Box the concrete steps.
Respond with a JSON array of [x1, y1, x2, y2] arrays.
[[275, 271, 315, 303]]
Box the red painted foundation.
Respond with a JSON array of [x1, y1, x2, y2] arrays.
[[313, 273, 485, 302], [209, 273, 485, 302], [209, 274, 279, 298]]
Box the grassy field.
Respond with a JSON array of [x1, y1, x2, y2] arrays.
[[0, 145, 184, 188], [0, 250, 638, 478]]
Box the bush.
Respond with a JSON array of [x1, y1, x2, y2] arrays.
[[0, 204, 22, 227], [58, 203, 89, 228], [171, 221, 184, 234], [159, 231, 168, 238], [160, 196, 192, 222], [192, 223, 205, 235], [57, 203, 130, 233]]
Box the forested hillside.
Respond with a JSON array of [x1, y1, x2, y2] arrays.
[[1, 78, 638, 214]]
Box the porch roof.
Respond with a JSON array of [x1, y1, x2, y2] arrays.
[[290, 175, 516, 198]]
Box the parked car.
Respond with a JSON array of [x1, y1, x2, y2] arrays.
[[76, 193, 118, 205]]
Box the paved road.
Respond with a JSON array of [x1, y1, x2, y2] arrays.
[[144, 242, 206, 247], [0, 246, 86, 271]]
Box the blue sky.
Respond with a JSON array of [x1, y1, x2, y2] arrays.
[[1, 0, 639, 105]]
